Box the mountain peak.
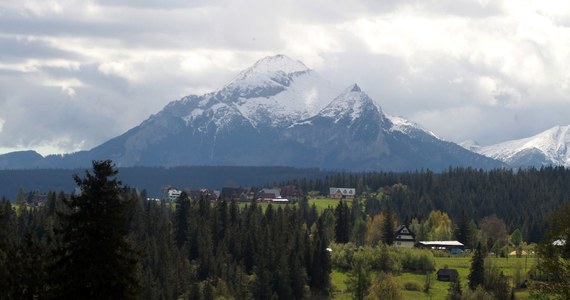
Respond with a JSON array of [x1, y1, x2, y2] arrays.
[[475, 124, 570, 167], [316, 84, 381, 124], [350, 84, 361, 92], [235, 54, 310, 81]]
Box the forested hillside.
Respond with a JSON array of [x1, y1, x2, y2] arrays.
[[0, 161, 332, 299], [4, 166, 569, 243], [280, 166, 570, 242]]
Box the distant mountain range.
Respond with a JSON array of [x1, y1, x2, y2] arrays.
[[461, 125, 570, 168], [0, 54, 527, 171]]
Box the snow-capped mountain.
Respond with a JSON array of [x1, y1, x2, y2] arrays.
[[467, 125, 570, 167], [203, 54, 339, 128], [0, 55, 503, 171]]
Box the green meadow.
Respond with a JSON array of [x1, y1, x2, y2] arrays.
[[331, 255, 534, 299]]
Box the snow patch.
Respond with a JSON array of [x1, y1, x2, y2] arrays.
[[317, 84, 377, 124], [477, 125, 570, 166], [387, 115, 439, 139]]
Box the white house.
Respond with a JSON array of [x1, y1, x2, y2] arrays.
[[394, 225, 416, 248], [167, 189, 182, 201]]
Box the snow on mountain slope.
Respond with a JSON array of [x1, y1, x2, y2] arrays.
[[216, 55, 340, 127], [230, 54, 310, 82], [459, 140, 481, 152], [474, 125, 570, 167], [387, 115, 439, 139], [317, 84, 383, 124]]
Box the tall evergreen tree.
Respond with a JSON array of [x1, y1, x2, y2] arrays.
[[52, 160, 140, 299], [0, 199, 16, 298], [455, 210, 470, 248], [382, 204, 396, 245], [309, 216, 332, 297], [335, 200, 351, 243], [174, 191, 190, 248], [468, 242, 485, 291]]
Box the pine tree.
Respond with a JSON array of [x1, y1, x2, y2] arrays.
[[309, 216, 332, 297], [0, 199, 16, 298], [335, 200, 351, 243], [468, 242, 485, 290], [174, 191, 190, 248], [455, 210, 470, 248], [52, 160, 140, 299], [382, 204, 395, 245]]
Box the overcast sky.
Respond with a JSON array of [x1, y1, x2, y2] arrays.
[[1, 0, 570, 156]]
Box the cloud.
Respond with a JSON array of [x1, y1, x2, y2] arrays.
[[0, 0, 570, 155]]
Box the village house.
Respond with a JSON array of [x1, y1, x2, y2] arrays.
[[394, 225, 415, 248], [257, 188, 281, 202], [220, 187, 257, 202], [279, 185, 303, 201], [329, 187, 356, 199], [167, 188, 182, 201], [189, 188, 219, 201], [220, 187, 245, 201]]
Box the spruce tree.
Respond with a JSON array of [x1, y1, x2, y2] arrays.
[[309, 216, 332, 297], [335, 200, 351, 243], [382, 204, 395, 245], [52, 160, 140, 299], [174, 191, 190, 248], [0, 199, 16, 298], [468, 242, 485, 290], [455, 210, 470, 248]]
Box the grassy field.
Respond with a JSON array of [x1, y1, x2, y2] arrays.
[[331, 256, 534, 299], [237, 197, 342, 212], [308, 197, 342, 212]]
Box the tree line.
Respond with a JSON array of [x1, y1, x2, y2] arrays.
[[281, 166, 570, 242]]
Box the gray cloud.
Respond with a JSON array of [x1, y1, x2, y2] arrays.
[[1, 0, 570, 155]]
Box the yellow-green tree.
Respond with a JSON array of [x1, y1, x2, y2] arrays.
[[425, 210, 453, 241], [367, 213, 385, 245], [365, 272, 402, 300]]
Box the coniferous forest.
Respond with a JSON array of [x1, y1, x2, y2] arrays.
[[1, 162, 570, 298], [0, 161, 332, 299]]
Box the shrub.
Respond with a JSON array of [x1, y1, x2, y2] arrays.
[[365, 272, 402, 300], [329, 242, 356, 271], [399, 248, 435, 274]]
